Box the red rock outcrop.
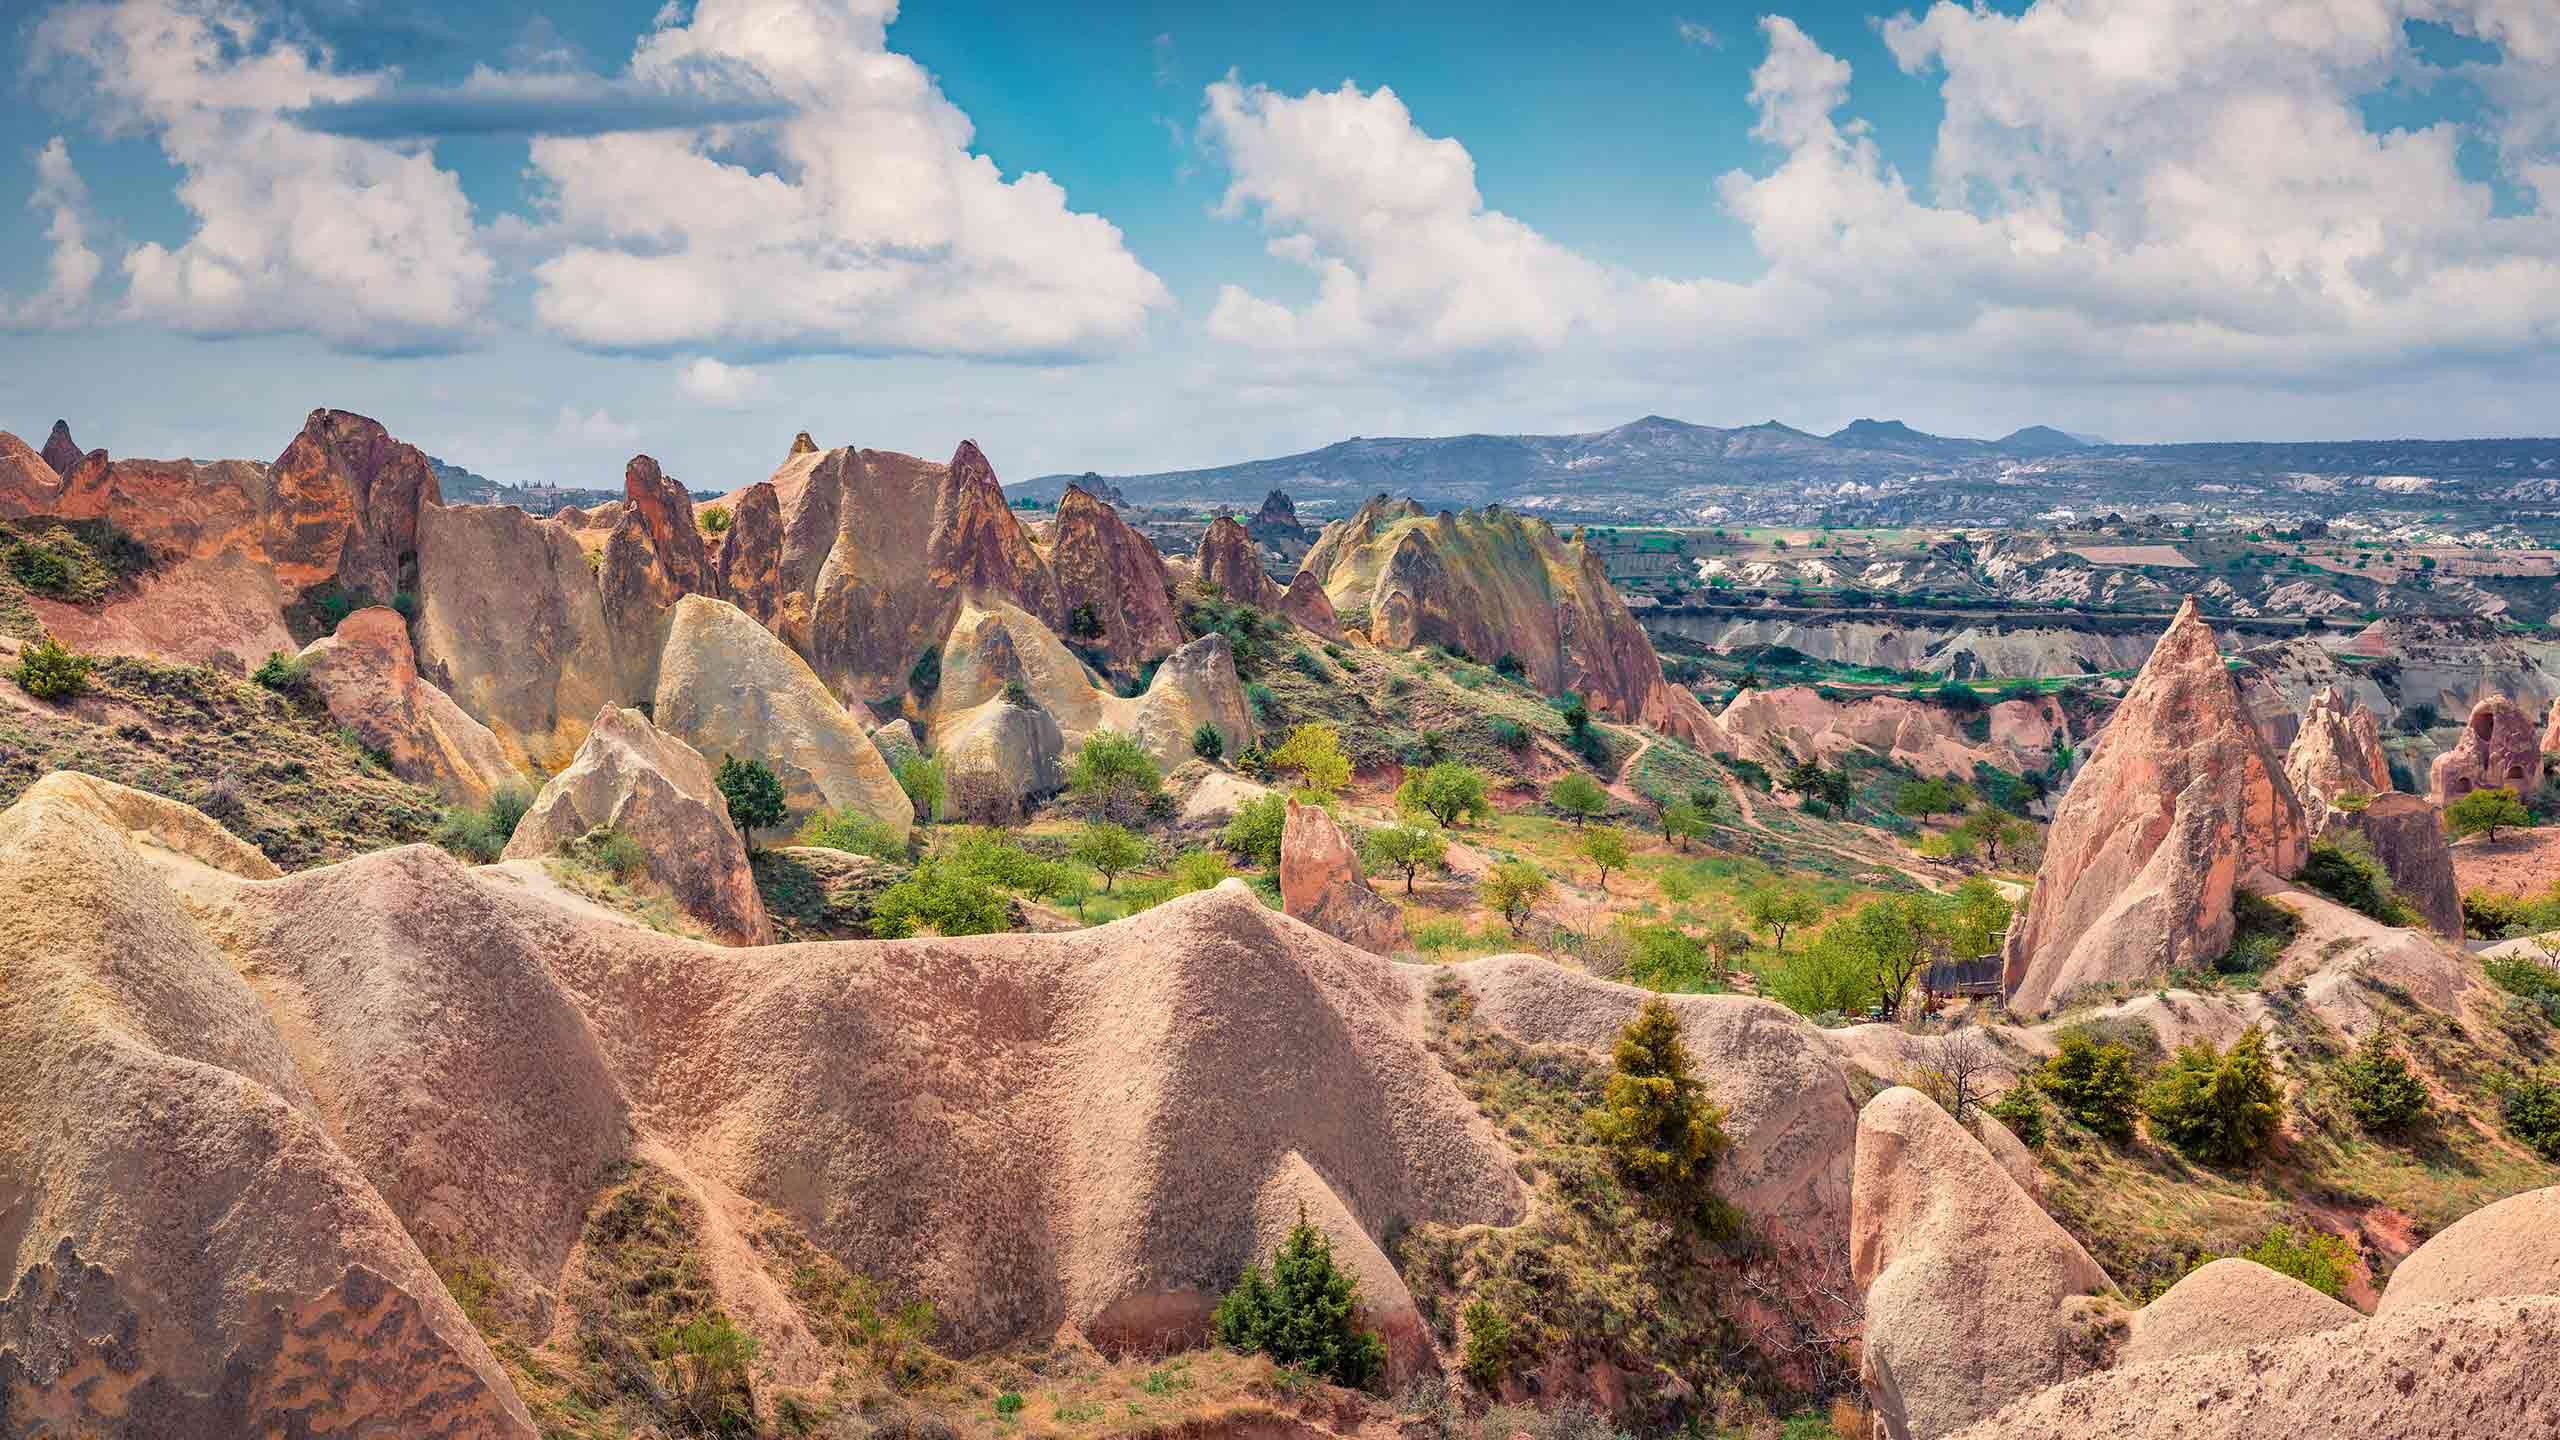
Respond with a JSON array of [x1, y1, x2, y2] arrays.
[[1301, 497, 1727, 749], [297, 606, 524, 807], [1277, 570, 1345, 639], [2284, 686, 2391, 824], [2431, 694, 2543, 805], [788, 429, 817, 457], [502, 705, 771, 945], [1198, 513, 1288, 610], [2003, 600, 2309, 1015], [1852, 1087, 2116, 1440], [1719, 684, 2065, 781], [929, 440, 1065, 631], [1045, 485, 1184, 671], [40, 418, 82, 479], [711, 479, 783, 626], [266, 407, 442, 600], [2327, 793, 2463, 937], [598, 454, 711, 644], [1279, 797, 1407, 953], [1254, 487, 1304, 536], [0, 430, 63, 513], [413, 501, 621, 771]]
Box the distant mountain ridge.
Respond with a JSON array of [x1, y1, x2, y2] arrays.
[[1019, 416, 2560, 528]]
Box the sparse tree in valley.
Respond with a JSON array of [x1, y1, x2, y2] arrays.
[[1069, 821, 1147, 892], [1548, 772, 1610, 826], [714, 754, 788, 851], [1362, 823, 1449, 894], [2448, 786, 2531, 843], [1483, 860, 1553, 935], [1745, 882, 1821, 954], [1268, 722, 1353, 800], [1580, 826, 1631, 892], [1402, 761, 1492, 828]]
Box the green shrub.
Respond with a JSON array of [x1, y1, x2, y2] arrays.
[[1547, 772, 1609, 824], [1989, 1084, 2048, 1149], [651, 1312, 759, 1436], [1482, 859, 1552, 935], [432, 784, 535, 864], [7, 540, 73, 594], [1221, 793, 1288, 868], [1171, 848, 1232, 893], [797, 807, 908, 862], [2237, 1226, 2355, 1298], [14, 634, 93, 700], [1459, 1298, 1518, 1389], [2215, 890, 2300, 975], [1399, 761, 1492, 827], [584, 826, 649, 884], [1623, 924, 1716, 991], [251, 650, 307, 692], [870, 862, 1009, 939], [1068, 728, 1162, 820], [1191, 722, 1225, 762], [2038, 1031, 2143, 1142], [1587, 998, 1731, 1209], [2299, 835, 2415, 925], [2337, 1029, 2431, 1134], [1213, 1212, 1388, 1388], [699, 504, 733, 533], [1069, 821, 1147, 891], [1409, 917, 1472, 956], [2504, 1069, 2560, 1160], [939, 829, 1053, 890], [713, 754, 787, 848], [994, 1392, 1024, 1417], [1001, 677, 1032, 708], [2144, 1026, 2283, 1166], [1763, 931, 1877, 1019], [2484, 950, 2560, 1023], [1487, 717, 1529, 750]]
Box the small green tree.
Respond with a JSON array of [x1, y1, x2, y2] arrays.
[[1483, 859, 1552, 935], [869, 862, 1009, 938], [1401, 761, 1491, 827], [2448, 786, 2531, 843], [1212, 1210, 1388, 1388], [1267, 722, 1352, 799], [1587, 997, 1731, 1207], [2338, 1029, 2430, 1134], [1988, 1085, 2048, 1149], [2504, 1069, 2560, 1159], [1221, 793, 1288, 867], [1659, 798, 1710, 851], [1361, 822, 1448, 894], [895, 753, 946, 825], [252, 650, 306, 692], [2038, 1031, 2142, 1142], [1894, 776, 1967, 821], [1744, 882, 1821, 953], [1763, 930, 1879, 1017], [1068, 728, 1161, 822], [2144, 1025, 2283, 1165], [1579, 826, 1631, 892], [1546, 772, 1609, 825], [2238, 1226, 2355, 1298], [13, 634, 93, 701], [1458, 1298, 1517, 1389], [1171, 848, 1233, 893], [714, 754, 788, 850], [1190, 722, 1226, 763], [1070, 821, 1147, 892], [1958, 807, 2034, 865]]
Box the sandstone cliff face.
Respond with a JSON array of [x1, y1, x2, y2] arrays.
[[0, 431, 65, 511], [2324, 794, 2463, 938], [1302, 496, 1725, 749], [503, 705, 770, 945], [1198, 514, 1344, 638], [929, 441, 1066, 636], [713, 480, 784, 627], [414, 502, 623, 772], [40, 418, 81, 479], [2284, 686, 2392, 825], [298, 607, 524, 808], [1719, 685, 2066, 782], [1852, 1087, 2115, 1440], [1279, 797, 1408, 954], [2430, 694, 2543, 805], [599, 454, 711, 644], [2003, 600, 2309, 1015], [267, 407, 442, 601], [652, 595, 911, 839], [1044, 486, 1184, 672]]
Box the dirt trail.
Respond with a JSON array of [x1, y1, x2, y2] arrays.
[[1715, 774, 1955, 894]]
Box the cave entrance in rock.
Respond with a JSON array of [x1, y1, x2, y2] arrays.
[[2476, 710, 2497, 743]]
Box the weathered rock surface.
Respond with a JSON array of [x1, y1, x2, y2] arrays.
[[599, 454, 711, 645], [0, 775, 536, 1437], [1044, 485, 1184, 671], [2375, 1185, 2560, 1317], [1279, 797, 1407, 953], [2003, 600, 2309, 1015], [1178, 767, 1277, 826], [266, 408, 442, 602], [2118, 1257, 2358, 1369], [1254, 487, 1305, 536], [2431, 694, 2544, 805], [1302, 497, 1726, 749], [298, 607, 524, 808], [414, 501, 622, 772], [1196, 514, 1342, 638], [652, 595, 910, 839], [2324, 793, 2463, 937], [1948, 1295, 2560, 1440], [2284, 686, 2391, 825], [1718, 684, 2068, 781], [712, 480, 783, 627], [1852, 1087, 2115, 1440], [0, 430, 65, 509], [502, 705, 770, 945], [40, 418, 82, 479]]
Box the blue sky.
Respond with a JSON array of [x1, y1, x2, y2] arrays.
[[3, 0, 2558, 491]]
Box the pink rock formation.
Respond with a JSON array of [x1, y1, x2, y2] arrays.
[[501, 705, 771, 945], [2117, 1257, 2357, 1369], [2328, 793, 2463, 938], [2432, 694, 2543, 805], [2283, 686, 2392, 824], [1852, 1087, 2115, 1440], [1279, 797, 1408, 953], [2002, 600, 2309, 1015], [1046, 485, 1185, 670], [2375, 1184, 2559, 1317], [1198, 513, 1343, 638], [40, 418, 81, 479], [711, 479, 783, 626], [297, 607, 524, 807], [599, 454, 711, 641], [0, 430, 63, 513]]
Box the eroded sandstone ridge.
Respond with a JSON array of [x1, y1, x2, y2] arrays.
[[2002, 599, 2308, 1015], [1197, 513, 1344, 638]]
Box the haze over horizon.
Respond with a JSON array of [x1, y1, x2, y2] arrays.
[[4, 0, 2558, 489]]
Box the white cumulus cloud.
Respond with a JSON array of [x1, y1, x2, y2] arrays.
[[526, 0, 1171, 360], [31, 0, 493, 353], [4, 137, 103, 330], [675, 355, 763, 408]]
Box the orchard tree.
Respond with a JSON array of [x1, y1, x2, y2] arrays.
[[1483, 860, 1553, 935], [1269, 722, 1353, 799], [1070, 822, 1147, 892], [1402, 762, 1492, 827], [1745, 882, 1821, 953]]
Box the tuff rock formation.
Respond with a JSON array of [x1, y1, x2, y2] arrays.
[[2431, 694, 2544, 805], [1254, 487, 1304, 536], [1719, 685, 2068, 781], [502, 705, 770, 945], [266, 408, 442, 603], [1279, 797, 1407, 953], [1301, 497, 1727, 750], [710, 479, 783, 626], [1046, 486, 1185, 671], [1851, 1087, 2116, 1440], [2375, 1185, 2560, 1316], [788, 430, 817, 457], [2002, 600, 2309, 1015], [296, 607, 523, 808], [413, 501, 621, 772], [2282, 686, 2392, 826], [2118, 1258, 2358, 1370], [2327, 793, 2463, 937], [599, 454, 710, 642], [651, 595, 911, 838], [40, 418, 81, 479], [1197, 513, 1344, 638], [0, 430, 63, 511]]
